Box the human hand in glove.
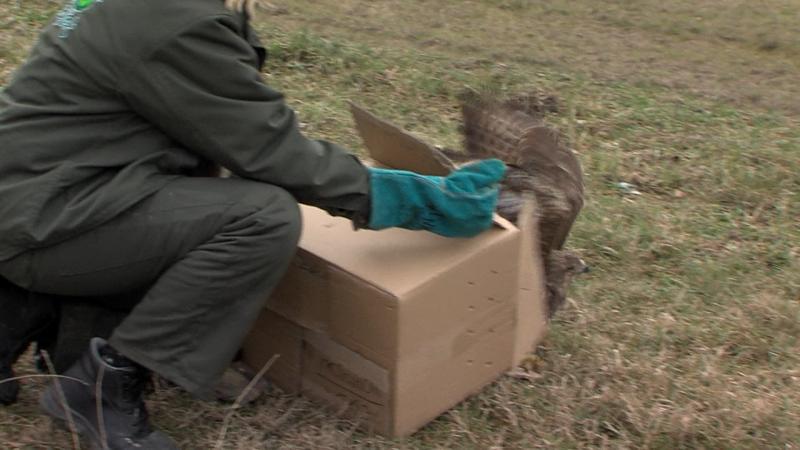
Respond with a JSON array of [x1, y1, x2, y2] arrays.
[[367, 159, 506, 238]]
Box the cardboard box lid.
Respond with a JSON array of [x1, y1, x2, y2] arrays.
[[297, 206, 518, 297], [350, 103, 455, 176]]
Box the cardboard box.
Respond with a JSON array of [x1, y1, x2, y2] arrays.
[[241, 105, 547, 437], [240, 309, 303, 394]]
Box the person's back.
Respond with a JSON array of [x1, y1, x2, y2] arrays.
[[0, 0, 261, 261]]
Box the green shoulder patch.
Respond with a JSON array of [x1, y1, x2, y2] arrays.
[[75, 0, 95, 10], [55, 0, 103, 38]]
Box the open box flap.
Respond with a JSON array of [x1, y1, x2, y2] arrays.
[[512, 196, 548, 363], [350, 102, 456, 176]]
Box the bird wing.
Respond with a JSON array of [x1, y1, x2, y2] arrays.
[[461, 95, 584, 254]]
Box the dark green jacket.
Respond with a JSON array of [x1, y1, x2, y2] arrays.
[[0, 0, 370, 261]]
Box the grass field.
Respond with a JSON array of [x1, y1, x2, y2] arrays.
[[1, 0, 799, 448]]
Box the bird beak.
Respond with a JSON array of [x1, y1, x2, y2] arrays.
[[581, 265, 591, 274]]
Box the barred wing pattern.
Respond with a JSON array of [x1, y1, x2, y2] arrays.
[[455, 93, 587, 319]]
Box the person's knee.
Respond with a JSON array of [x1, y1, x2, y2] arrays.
[[264, 187, 302, 247], [218, 181, 302, 262], [247, 186, 302, 254]]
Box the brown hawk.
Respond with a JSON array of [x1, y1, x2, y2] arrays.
[[444, 91, 588, 318]]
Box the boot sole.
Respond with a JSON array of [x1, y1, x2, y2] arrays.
[[39, 386, 105, 450]]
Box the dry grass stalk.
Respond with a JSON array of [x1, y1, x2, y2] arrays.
[[41, 351, 82, 450], [95, 364, 109, 450], [213, 353, 280, 450]]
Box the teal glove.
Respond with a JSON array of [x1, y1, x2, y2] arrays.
[[367, 159, 506, 238]]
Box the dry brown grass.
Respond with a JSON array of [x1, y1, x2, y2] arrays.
[[2, 0, 799, 448]]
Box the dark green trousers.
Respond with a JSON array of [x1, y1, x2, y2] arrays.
[[0, 177, 301, 395]]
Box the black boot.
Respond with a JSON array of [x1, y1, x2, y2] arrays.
[[39, 338, 177, 449], [46, 300, 129, 374], [0, 278, 59, 405]]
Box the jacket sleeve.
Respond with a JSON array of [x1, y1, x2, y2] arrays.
[[120, 14, 370, 219]]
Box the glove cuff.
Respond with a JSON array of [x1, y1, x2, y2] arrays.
[[366, 167, 428, 231]]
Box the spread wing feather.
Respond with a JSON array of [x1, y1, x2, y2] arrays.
[[460, 93, 584, 256]]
